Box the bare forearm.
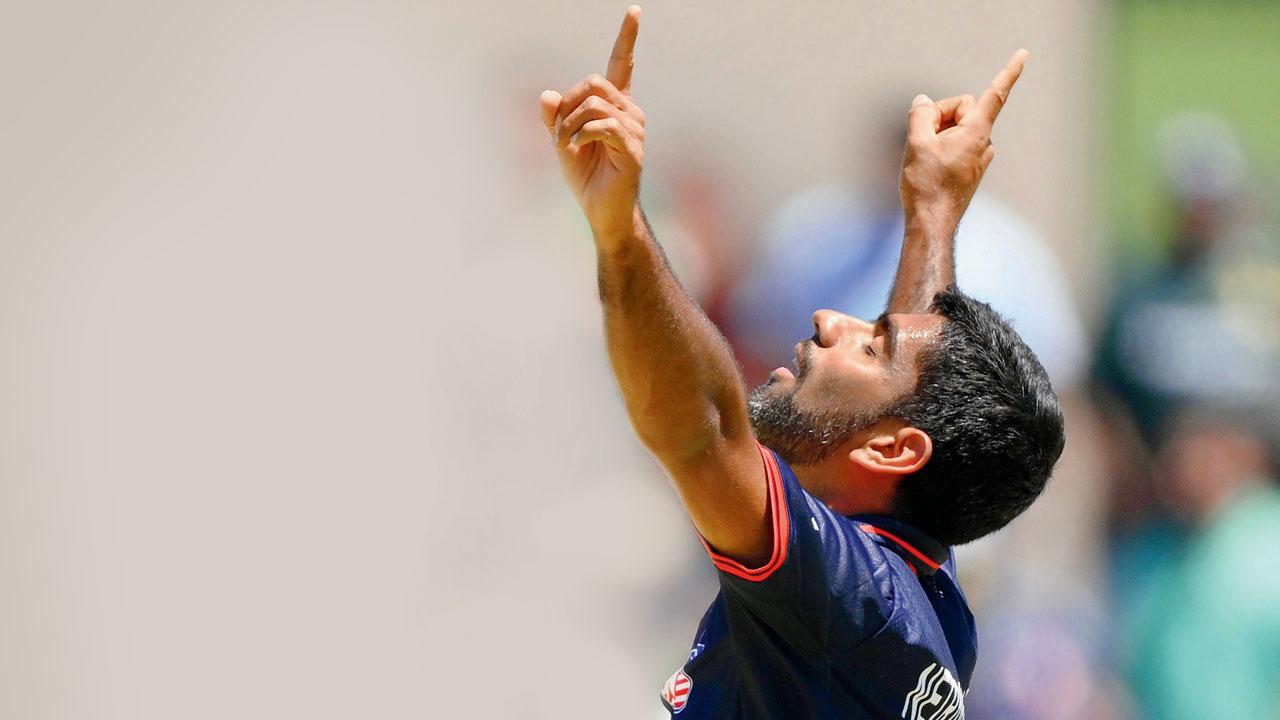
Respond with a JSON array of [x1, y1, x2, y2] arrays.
[[886, 210, 959, 313], [891, 50, 1029, 312], [595, 205, 751, 461]]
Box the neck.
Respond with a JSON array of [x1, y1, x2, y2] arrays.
[[791, 459, 897, 517]]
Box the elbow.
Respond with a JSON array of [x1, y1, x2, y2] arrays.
[[633, 402, 751, 468], [633, 412, 720, 465]]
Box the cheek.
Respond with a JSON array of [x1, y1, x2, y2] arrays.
[[797, 358, 882, 409]]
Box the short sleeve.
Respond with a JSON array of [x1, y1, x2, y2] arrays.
[[696, 442, 791, 581], [696, 444, 896, 652]]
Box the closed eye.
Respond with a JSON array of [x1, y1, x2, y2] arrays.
[[864, 343, 877, 358]]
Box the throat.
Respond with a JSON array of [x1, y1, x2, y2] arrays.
[[792, 464, 895, 516]]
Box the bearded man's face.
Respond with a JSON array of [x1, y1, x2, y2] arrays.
[[748, 310, 945, 466]]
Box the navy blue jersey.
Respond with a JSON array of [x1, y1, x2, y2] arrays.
[[660, 443, 977, 719]]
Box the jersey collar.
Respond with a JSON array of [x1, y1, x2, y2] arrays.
[[850, 514, 950, 576]]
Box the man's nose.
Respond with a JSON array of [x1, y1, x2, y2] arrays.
[[812, 309, 845, 347], [812, 309, 871, 347]]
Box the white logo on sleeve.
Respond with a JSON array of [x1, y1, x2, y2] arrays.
[[901, 662, 965, 720]]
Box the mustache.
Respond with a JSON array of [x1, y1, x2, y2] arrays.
[[796, 338, 815, 377]]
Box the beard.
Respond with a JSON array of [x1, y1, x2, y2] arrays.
[[747, 380, 881, 467]]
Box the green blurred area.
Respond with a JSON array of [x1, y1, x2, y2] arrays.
[[1105, 0, 1280, 259]]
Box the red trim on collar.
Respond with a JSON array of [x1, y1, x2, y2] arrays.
[[857, 523, 943, 571], [698, 442, 790, 582]]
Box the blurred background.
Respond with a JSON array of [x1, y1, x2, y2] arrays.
[[2, 0, 1277, 718]]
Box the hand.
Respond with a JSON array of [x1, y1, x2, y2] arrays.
[[539, 6, 646, 239], [899, 49, 1028, 228]]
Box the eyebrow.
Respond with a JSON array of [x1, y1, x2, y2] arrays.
[[874, 312, 900, 359]]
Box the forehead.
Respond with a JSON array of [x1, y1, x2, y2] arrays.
[[875, 311, 946, 339], [887, 312, 946, 334], [882, 312, 946, 364]]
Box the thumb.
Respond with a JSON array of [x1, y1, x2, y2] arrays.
[[539, 90, 562, 140], [906, 93, 938, 143]]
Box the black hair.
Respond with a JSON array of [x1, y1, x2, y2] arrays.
[[887, 287, 1066, 546]]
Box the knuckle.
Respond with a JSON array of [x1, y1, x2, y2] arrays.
[[961, 94, 975, 105], [585, 73, 608, 90]]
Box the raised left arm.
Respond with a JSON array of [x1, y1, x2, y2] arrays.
[[888, 50, 1029, 313]]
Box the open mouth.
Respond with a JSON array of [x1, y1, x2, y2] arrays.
[[769, 341, 812, 384]]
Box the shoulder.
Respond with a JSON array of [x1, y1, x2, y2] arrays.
[[772, 451, 912, 614]]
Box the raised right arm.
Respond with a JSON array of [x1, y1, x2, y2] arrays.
[[538, 7, 773, 567]]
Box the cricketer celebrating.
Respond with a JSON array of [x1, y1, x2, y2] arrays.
[[539, 7, 1064, 718]]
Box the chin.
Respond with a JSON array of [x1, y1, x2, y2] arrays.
[[748, 378, 786, 408]]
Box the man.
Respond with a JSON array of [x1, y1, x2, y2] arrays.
[[1093, 114, 1280, 442], [1114, 407, 1280, 720], [538, 7, 1064, 718]]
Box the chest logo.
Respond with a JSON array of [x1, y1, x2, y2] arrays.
[[901, 662, 964, 720], [660, 668, 693, 714]]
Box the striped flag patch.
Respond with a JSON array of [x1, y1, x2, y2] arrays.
[[661, 668, 692, 713]]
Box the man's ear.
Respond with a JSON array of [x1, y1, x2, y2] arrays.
[[849, 426, 933, 476]]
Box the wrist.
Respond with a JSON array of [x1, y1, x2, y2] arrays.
[[903, 202, 962, 246], [591, 204, 647, 254]]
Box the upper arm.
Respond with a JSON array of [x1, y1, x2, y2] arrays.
[[662, 430, 777, 571]]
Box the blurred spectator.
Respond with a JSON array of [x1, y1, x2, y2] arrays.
[[1110, 407, 1280, 720], [1093, 114, 1280, 442], [964, 605, 1133, 720], [645, 151, 746, 335]]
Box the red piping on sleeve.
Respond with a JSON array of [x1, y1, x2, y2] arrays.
[[698, 442, 790, 582], [856, 523, 942, 571]]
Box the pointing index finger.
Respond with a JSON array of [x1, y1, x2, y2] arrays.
[[607, 5, 641, 93], [972, 48, 1029, 126]]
